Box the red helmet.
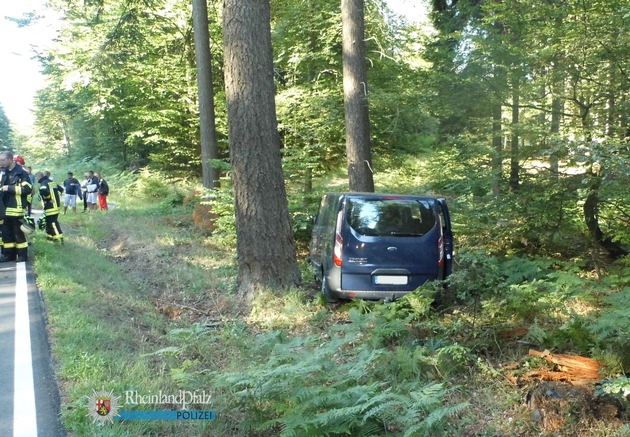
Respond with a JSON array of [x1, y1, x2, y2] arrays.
[[14, 155, 25, 165]]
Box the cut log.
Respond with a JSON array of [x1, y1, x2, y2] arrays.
[[528, 349, 601, 382]]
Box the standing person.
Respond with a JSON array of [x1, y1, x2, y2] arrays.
[[80, 172, 90, 212], [0, 151, 33, 262], [25, 166, 35, 186], [63, 171, 82, 214], [86, 170, 99, 211], [35, 171, 64, 243], [0, 167, 5, 257], [95, 172, 109, 210]]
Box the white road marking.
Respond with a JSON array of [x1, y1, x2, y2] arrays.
[[13, 262, 38, 437]]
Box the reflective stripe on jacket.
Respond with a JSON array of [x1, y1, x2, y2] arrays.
[[1, 164, 32, 217], [38, 176, 63, 215]]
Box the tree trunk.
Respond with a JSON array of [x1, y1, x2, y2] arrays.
[[61, 122, 72, 155], [509, 73, 520, 191], [192, 0, 220, 189], [341, 0, 374, 192], [579, 107, 628, 259], [549, 95, 561, 178], [222, 0, 301, 300], [583, 175, 604, 244], [303, 0, 317, 194], [491, 102, 502, 196]]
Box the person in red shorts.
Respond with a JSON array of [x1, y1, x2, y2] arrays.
[[95, 172, 109, 210]]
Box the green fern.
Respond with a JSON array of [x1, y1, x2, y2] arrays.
[[590, 287, 630, 346], [210, 315, 468, 436]]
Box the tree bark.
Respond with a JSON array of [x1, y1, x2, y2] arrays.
[[549, 95, 561, 178], [491, 102, 502, 196], [341, 0, 374, 193], [222, 0, 301, 300], [509, 73, 520, 191], [192, 0, 220, 189]]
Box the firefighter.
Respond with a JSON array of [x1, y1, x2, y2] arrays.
[[0, 151, 33, 262], [35, 171, 64, 243]]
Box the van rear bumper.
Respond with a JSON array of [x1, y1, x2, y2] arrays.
[[335, 289, 412, 301]]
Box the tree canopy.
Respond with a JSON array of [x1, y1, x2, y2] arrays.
[[17, 0, 629, 259]]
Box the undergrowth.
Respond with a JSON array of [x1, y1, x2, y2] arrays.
[[32, 170, 630, 436]]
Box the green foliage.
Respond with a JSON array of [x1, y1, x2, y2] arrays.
[[604, 257, 630, 288], [589, 288, 630, 367], [34, 0, 223, 172], [210, 311, 469, 436], [0, 103, 13, 149], [357, 283, 439, 324], [445, 250, 508, 302], [436, 249, 617, 355], [548, 317, 596, 355], [595, 142, 630, 248], [426, 141, 598, 258], [596, 377, 630, 401], [504, 274, 577, 322], [448, 251, 593, 314], [28, 166, 630, 436], [127, 169, 188, 212], [20, 0, 630, 434], [199, 185, 236, 248]]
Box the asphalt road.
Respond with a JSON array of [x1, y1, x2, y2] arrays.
[[0, 260, 65, 437]]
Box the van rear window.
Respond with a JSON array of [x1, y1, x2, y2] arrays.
[[346, 198, 436, 237]]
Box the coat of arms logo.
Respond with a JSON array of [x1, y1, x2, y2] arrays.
[[87, 388, 121, 425]]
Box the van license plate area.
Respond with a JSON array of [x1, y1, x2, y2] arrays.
[[374, 275, 408, 285]]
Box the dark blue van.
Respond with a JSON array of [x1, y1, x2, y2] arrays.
[[309, 193, 453, 302]]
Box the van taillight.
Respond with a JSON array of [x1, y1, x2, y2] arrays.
[[333, 210, 343, 267], [333, 233, 343, 266]]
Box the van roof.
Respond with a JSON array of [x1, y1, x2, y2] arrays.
[[325, 192, 441, 200]]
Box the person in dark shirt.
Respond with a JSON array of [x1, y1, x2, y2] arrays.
[[63, 171, 82, 214]]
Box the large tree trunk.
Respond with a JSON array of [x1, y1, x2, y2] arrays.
[[341, 0, 374, 193], [192, 0, 220, 189], [222, 0, 301, 300]]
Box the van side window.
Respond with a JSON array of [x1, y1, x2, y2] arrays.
[[317, 194, 336, 229]]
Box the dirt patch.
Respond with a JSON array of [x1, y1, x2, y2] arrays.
[[97, 219, 244, 324], [524, 381, 622, 432]]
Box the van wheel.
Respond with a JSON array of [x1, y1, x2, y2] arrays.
[[321, 277, 339, 303]]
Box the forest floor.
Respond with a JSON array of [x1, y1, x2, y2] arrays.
[[38, 201, 630, 436]]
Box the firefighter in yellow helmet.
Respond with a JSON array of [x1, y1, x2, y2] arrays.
[[35, 171, 64, 243], [0, 151, 33, 262]]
